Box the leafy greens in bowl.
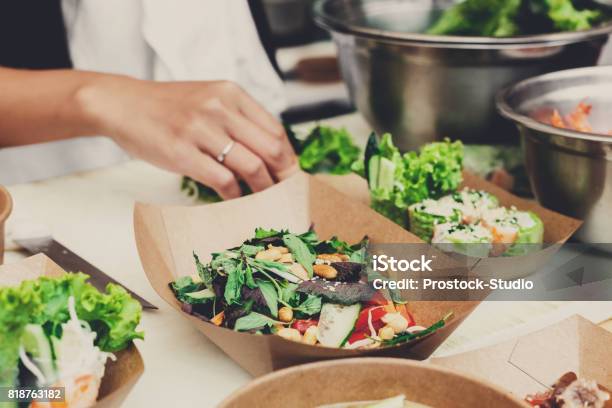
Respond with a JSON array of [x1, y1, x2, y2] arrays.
[[170, 228, 452, 350]]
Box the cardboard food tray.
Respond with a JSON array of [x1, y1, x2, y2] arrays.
[[316, 171, 582, 280], [431, 315, 612, 399], [219, 357, 529, 408], [0, 254, 144, 408], [134, 172, 479, 377], [0, 185, 12, 264]]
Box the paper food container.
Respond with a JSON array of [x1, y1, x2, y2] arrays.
[[134, 172, 479, 377], [431, 315, 612, 399], [0, 254, 144, 408], [218, 357, 529, 408], [0, 185, 12, 264], [316, 171, 582, 280]]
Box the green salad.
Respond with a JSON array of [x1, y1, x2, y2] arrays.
[[0, 274, 143, 408], [427, 0, 608, 37], [171, 228, 452, 349]]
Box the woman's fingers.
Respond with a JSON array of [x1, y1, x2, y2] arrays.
[[222, 108, 296, 175], [174, 142, 242, 200], [188, 119, 275, 193]]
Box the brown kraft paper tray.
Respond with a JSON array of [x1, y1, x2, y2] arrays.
[[0, 254, 144, 408], [134, 172, 479, 377]]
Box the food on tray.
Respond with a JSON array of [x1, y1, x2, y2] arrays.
[[0, 273, 143, 408], [365, 133, 544, 252], [182, 125, 362, 201], [170, 228, 452, 349], [317, 394, 430, 408], [365, 133, 463, 226], [526, 372, 611, 408], [427, 0, 608, 37]]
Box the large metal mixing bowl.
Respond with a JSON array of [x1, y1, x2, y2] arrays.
[[314, 0, 612, 151], [497, 66, 612, 243]]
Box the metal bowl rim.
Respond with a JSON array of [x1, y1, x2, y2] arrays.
[[496, 66, 612, 144], [314, 0, 612, 48]]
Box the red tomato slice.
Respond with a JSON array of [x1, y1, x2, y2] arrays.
[[291, 319, 318, 334], [354, 306, 386, 331]]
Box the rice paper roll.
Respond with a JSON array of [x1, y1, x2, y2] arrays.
[[482, 207, 544, 256], [450, 189, 499, 224], [431, 222, 493, 258], [408, 197, 461, 242]]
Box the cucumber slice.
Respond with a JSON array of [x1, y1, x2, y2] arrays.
[[185, 288, 215, 301], [21, 324, 56, 382], [317, 303, 361, 348]]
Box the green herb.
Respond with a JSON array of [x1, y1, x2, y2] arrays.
[[382, 312, 454, 347], [194, 253, 213, 288], [256, 280, 279, 317], [293, 295, 322, 316], [234, 312, 282, 332], [224, 263, 245, 305], [282, 234, 316, 278]]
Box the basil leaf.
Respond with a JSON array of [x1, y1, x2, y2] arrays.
[[244, 262, 257, 289], [280, 282, 298, 303], [234, 312, 281, 332], [256, 280, 278, 318], [294, 295, 322, 316], [283, 234, 315, 277], [224, 264, 244, 305], [255, 228, 283, 239]]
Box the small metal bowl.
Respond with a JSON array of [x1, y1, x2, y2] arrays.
[[497, 66, 612, 243], [314, 0, 612, 151]]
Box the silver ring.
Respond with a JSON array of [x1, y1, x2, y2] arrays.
[[216, 141, 235, 163]]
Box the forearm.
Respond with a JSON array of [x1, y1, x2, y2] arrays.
[[0, 67, 115, 147]]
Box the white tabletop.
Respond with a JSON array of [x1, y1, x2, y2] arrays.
[[3, 114, 611, 407]]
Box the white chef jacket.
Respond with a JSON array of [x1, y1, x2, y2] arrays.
[[0, 0, 286, 185]]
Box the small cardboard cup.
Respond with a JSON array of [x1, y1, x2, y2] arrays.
[[316, 172, 582, 280], [431, 315, 612, 398], [219, 357, 529, 408], [134, 172, 479, 377], [0, 185, 13, 264], [0, 254, 144, 408]]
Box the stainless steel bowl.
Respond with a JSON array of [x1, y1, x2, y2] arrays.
[[314, 0, 612, 151], [497, 66, 612, 243]]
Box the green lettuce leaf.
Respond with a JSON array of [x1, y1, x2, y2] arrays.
[[298, 126, 361, 175]]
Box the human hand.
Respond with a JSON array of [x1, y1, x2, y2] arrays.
[[78, 76, 298, 199]]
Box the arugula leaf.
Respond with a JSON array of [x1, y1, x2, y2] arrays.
[[234, 312, 282, 332], [256, 280, 279, 318], [283, 234, 316, 277], [254, 227, 284, 239], [293, 295, 322, 316], [244, 261, 257, 289], [280, 282, 299, 304]]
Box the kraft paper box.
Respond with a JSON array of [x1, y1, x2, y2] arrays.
[[0, 254, 144, 408], [219, 358, 529, 408], [133, 171, 478, 377], [431, 315, 612, 399], [316, 171, 582, 280]]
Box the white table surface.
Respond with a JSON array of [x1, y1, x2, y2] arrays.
[[3, 113, 611, 407]]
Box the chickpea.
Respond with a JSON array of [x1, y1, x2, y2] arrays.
[[276, 328, 302, 343], [279, 253, 294, 263], [317, 253, 343, 263], [302, 326, 318, 345], [278, 306, 294, 323], [378, 325, 395, 341]]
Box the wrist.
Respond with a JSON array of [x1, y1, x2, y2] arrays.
[[71, 73, 136, 139]]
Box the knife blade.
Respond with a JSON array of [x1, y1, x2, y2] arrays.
[[15, 236, 157, 309]]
